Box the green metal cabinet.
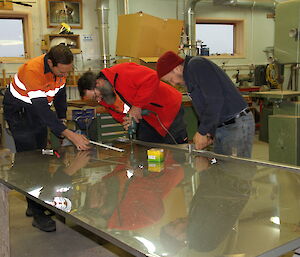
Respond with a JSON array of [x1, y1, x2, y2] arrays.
[[274, 0, 300, 63], [269, 114, 300, 165], [183, 105, 198, 141], [259, 104, 273, 142], [273, 101, 300, 116], [88, 113, 127, 142]]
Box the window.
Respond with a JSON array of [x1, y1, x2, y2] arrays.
[[0, 18, 25, 58], [0, 11, 32, 62], [196, 23, 234, 55], [196, 18, 244, 58]]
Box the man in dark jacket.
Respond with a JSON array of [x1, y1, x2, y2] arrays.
[[156, 51, 255, 157], [77, 63, 188, 144]]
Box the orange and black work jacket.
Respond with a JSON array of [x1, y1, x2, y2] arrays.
[[99, 63, 182, 137], [7, 54, 67, 136]]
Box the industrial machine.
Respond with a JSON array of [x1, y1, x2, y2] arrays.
[[274, 0, 300, 63]]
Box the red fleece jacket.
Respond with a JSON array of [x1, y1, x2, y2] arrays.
[[99, 63, 182, 136], [105, 150, 184, 230]]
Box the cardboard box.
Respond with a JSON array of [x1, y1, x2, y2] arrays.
[[116, 57, 158, 70], [116, 12, 183, 58], [147, 148, 165, 162], [148, 162, 164, 172]]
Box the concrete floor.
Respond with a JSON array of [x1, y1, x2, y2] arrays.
[[6, 133, 269, 257], [251, 134, 269, 161], [9, 191, 134, 257]]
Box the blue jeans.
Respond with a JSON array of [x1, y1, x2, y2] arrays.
[[213, 112, 255, 158]]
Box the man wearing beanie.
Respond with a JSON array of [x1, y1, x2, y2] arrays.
[[77, 63, 188, 144], [157, 51, 255, 158]]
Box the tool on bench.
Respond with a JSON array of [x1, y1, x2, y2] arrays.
[[89, 140, 124, 152], [127, 109, 151, 140]]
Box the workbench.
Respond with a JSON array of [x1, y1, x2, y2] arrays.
[[250, 90, 300, 100], [67, 96, 199, 142], [250, 90, 300, 142], [1, 140, 300, 257]]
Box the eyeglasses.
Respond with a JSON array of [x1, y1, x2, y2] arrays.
[[93, 88, 101, 102]]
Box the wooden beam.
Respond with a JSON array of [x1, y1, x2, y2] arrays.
[[0, 183, 10, 257], [2, 69, 6, 87], [0, 0, 13, 10]]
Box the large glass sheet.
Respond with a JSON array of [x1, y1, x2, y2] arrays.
[[1, 141, 300, 257]]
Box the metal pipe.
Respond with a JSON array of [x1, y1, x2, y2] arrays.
[[215, 0, 276, 10], [184, 0, 276, 56], [184, 0, 201, 56], [96, 0, 110, 68], [117, 0, 129, 15], [176, 0, 179, 20]]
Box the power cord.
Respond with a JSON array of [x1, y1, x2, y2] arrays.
[[153, 112, 178, 145], [130, 109, 178, 144]]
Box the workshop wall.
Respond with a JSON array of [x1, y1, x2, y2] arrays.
[[0, 0, 279, 91], [129, 0, 184, 19]]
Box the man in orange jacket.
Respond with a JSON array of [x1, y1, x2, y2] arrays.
[[3, 45, 90, 232], [78, 63, 188, 144]]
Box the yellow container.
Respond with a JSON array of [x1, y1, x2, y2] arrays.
[[148, 162, 164, 172], [147, 148, 164, 162]]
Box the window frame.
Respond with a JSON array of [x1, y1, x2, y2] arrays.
[[0, 10, 32, 63], [196, 18, 245, 59]]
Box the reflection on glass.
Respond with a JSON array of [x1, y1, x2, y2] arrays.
[[1, 141, 300, 257]]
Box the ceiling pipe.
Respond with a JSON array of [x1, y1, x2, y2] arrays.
[[184, 0, 276, 56], [117, 0, 129, 15], [184, 0, 201, 56], [213, 0, 277, 10], [96, 0, 110, 68]]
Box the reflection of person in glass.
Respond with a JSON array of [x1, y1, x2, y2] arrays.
[[160, 157, 254, 255], [85, 147, 185, 230], [40, 149, 91, 212], [9, 149, 91, 231]]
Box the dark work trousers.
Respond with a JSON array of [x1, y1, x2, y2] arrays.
[[4, 93, 48, 216], [136, 105, 188, 144]]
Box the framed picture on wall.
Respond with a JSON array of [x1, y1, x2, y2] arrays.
[[46, 0, 83, 29]]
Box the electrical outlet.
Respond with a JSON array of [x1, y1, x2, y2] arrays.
[[83, 35, 92, 41]]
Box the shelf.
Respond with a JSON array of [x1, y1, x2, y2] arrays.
[[0, 2, 13, 10], [41, 34, 81, 54]]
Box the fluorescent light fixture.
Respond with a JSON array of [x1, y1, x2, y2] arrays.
[[134, 236, 156, 254], [126, 169, 134, 178], [28, 186, 43, 198], [0, 40, 23, 46], [270, 216, 280, 225]]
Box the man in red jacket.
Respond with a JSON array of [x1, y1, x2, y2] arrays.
[[77, 63, 188, 144]]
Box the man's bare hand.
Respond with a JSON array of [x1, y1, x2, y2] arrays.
[[64, 151, 91, 175], [194, 156, 210, 172], [128, 106, 142, 123], [193, 132, 213, 150], [122, 116, 132, 131], [62, 129, 90, 150]]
